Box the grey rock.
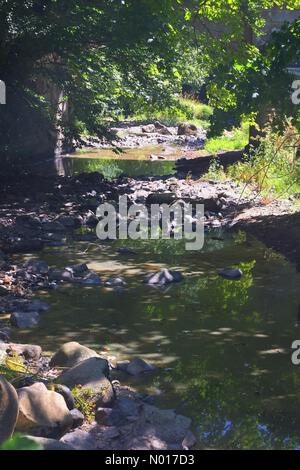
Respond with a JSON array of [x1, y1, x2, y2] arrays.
[[219, 267, 243, 280], [58, 357, 113, 405], [142, 124, 155, 134], [4, 343, 42, 361], [79, 272, 102, 286], [178, 122, 198, 136], [182, 430, 197, 449], [105, 277, 126, 287], [154, 121, 173, 135], [0, 376, 19, 444], [118, 357, 155, 376], [146, 192, 176, 205], [95, 407, 114, 425], [16, 382, 73, 438], [70, 409, 85, 428], [60, 429, 97, 450], [144, 269, 183, 286], [52, 384, 75, 410], [10, 311, 40, 329], [48, 268, 74, 282], [50, 341, 100, 368], [24, 259, 49, 275], [25, 436, 74, 450], [65, 264, 89, 277]]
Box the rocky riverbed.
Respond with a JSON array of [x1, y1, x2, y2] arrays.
[[80, 120, 207, 152], [0, 340, 196, 450], [0, 165, 299, 450]]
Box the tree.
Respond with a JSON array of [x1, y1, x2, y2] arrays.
[[181, 1, 300, 143], [0, 0, 187, 161]]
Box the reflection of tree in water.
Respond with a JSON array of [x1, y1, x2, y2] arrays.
[[60, 158, 175, 179], [177, 260, 258, 318], [154, 359, 299, 450]]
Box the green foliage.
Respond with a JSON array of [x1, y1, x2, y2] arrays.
[[72, 386, 98, 423], [205, 123, 249, 153], [0, 434, 42, 451], [0, 351, 32, 381], [203, 158, 227, 182], [125, 97, 213, 129], [227, 123, 300, 197]]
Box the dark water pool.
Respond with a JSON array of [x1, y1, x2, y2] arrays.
[[12, 229, 300, 449]]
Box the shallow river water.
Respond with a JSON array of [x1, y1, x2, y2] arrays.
[[12, 228, 300, 450]]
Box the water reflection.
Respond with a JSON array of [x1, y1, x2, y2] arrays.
[[14, 231, 300, 449]]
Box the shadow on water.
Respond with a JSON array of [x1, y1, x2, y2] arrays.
[[13, 230, 300, 449]]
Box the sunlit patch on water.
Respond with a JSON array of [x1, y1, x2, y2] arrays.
[[15, 230, 300, 449]]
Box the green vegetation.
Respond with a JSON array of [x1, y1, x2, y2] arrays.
[[71, 386, 98, 423], [0, 351, 32, 382], [203, 124, 300, 198], [1, 1, 299, 161], [227, 125, 300, 197], [205, 123, 250, 153], [124, 97, 213, 129], [0, 434, 42, 451]]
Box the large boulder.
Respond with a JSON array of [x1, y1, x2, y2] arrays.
[[142, 124, 155, 134], [58, 357, 114, 406], [16, 382, 73, 438], [50, 342, 100, 368], [154, 121, 173, 135], [178, 122, 198, 136], [0, 376, 19, 444]]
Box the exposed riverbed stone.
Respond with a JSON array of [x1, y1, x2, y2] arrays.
[[105, 277, 126, 287], [23, 259, 49, 275], [146, 192, 176, 205], [50, 341, 100, 368], [60, 429, 98, 450], [65, 264, 89, 277], [144, 269, 183, 286], [70, 409, 85, 428], [117, 358, 155, 376], [78, 272, 102, 286], [52, 384, 75, 410], [16, 382, 73, 438], [0, 376, 19, 444], [66, 390, 196, 450], [57, 357, 113, 404], [0, 342, 42, 361], [10, 311, 40, 328], [142, 124, 155, 133], [48, 268, 74, 282], [219, 267, 243, 280], [25, 436, 74, 450], [178, 122, 198, 136]]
